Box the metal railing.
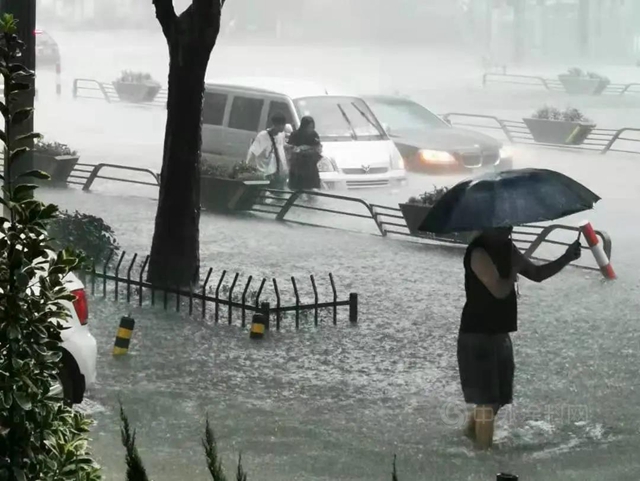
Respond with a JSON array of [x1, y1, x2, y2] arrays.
[[482, 72, 640, 96], [55, 162, 613, 273], [482, 73, 564, 92], [72, 78, 168, 107], [88, 250, 358, 330], [77, 163, 160, 191], [252, 189, 611, 272], [441, 112, 640, 155]]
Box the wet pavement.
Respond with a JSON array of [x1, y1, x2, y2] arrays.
[[30, 30, 640, 480]]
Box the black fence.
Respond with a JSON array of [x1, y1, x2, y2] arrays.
[[72, 78, 168, 108], [88, 250, 358, 330], [251, 189, 612, 273], [482, 72, 640, 96], [441, 112, 640, 156]]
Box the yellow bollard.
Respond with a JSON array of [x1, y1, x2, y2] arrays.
[[250, 313, 266, 340], [113, 315, 135, 355]]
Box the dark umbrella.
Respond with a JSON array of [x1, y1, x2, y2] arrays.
[[418, 168, 601, 234]]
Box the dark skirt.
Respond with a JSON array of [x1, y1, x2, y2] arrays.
[[457, 332, 514, 407], [288, 150, 321, 191]]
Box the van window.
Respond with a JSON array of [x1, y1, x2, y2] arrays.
[[203, 92, 227, 126], [228, 96, 264, 132], [267, 100, 294, 125]]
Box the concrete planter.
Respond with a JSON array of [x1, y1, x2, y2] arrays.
[[11, 153, 79, 188], [399, 203, 473, 244], [523, 118, 595, 146], [201, 176, 270, 212], [558, 75, 610, 96], [113, 81, 161, 103]]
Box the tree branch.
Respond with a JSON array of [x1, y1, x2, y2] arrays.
[[153, 0, 177, 39]]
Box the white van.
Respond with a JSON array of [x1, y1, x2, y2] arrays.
[[201, 78, 407, 189]]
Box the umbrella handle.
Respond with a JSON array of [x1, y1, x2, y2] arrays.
[[576, 230, 582, 244]]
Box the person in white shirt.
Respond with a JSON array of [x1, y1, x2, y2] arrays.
[[246, 113, 288, 190]]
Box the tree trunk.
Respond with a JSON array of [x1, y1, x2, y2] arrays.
[[147, 0, 223, 288]]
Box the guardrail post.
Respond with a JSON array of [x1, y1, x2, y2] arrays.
[[349, 293, 358, 325]]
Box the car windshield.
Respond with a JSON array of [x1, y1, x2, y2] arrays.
[[293, 96, 386, 141], [366, 97, 449, 131]]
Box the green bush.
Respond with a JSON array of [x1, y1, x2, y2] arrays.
[[115, 70, 159, 85], [0, 13, 100, 481], [34, 138, 77, 157], [407, 185, 449, 206], [48, 210, 119, 267], [531, 105, 592, 123], [119, 407, 401, 481], [201, 160, 264, 180]]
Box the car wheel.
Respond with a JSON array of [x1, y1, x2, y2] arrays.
[[55, 351, 85, 406]]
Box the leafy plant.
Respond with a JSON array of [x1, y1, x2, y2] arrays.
[[407, 185, 449, 206], [587, 71, 609, 82], [34, 138, 77, 157], [564, 67, 609, 83], [48, 210, 119, 267], [531, 105, 592, 124], [115, 70, 159, 85], [119, 407, 250, 481], [0, 13, 100, 481], [202, 160, 264, 181]]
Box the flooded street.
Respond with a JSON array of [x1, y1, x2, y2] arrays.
[[30, 29, 640, 481]]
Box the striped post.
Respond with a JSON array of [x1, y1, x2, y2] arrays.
[[581, 222, 616, 280], [113, 315, 135, 355], [250, 312, 266, 340], [55, 60, 61, 97]]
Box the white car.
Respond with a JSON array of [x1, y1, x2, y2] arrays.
[[52, 272, 98, 404]]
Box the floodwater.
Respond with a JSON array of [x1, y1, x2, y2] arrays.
[[32, 29, 640, 480]]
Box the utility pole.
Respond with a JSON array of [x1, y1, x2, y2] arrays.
[[0, 0, 36, 212]]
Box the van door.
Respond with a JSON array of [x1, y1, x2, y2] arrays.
[[225, 94, 266, 164], [201, 89, 233, 167]]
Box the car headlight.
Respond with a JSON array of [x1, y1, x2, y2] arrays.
[[418, 149, 456, 164], [390, 149, 405, 170], [318, 156, 339, 173], [499, 146, 514, 159]]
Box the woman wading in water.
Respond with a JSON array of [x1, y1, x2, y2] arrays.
[[458, 226, 581, 449]]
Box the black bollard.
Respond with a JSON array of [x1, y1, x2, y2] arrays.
[[113, 315, 135, 356]]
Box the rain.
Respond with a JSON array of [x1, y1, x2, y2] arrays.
[[22, 1, 640, 480]]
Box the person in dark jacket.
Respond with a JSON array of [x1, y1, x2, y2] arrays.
[[458, 226, 582, 449], [287, 116, 322, 192]]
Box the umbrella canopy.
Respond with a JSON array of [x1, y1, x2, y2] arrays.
[[418, 168, 601, 234]]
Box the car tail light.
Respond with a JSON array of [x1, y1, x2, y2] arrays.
[[71, 289, 89, 325]]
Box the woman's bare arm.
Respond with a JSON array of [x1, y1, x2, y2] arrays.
[[513, 247, 572, 283], [470, 248, 519, 299]]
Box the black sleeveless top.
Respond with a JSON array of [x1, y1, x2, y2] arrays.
[[460, 236, 518, 334]]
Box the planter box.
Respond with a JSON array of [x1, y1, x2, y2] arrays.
[[399, 203, 473, 244], [558, 75, 610, 96], [201, 176, 270, 212], [522, 118, 595, 146], [113, 81, 161, 103], [10, 153, 78, 188]]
